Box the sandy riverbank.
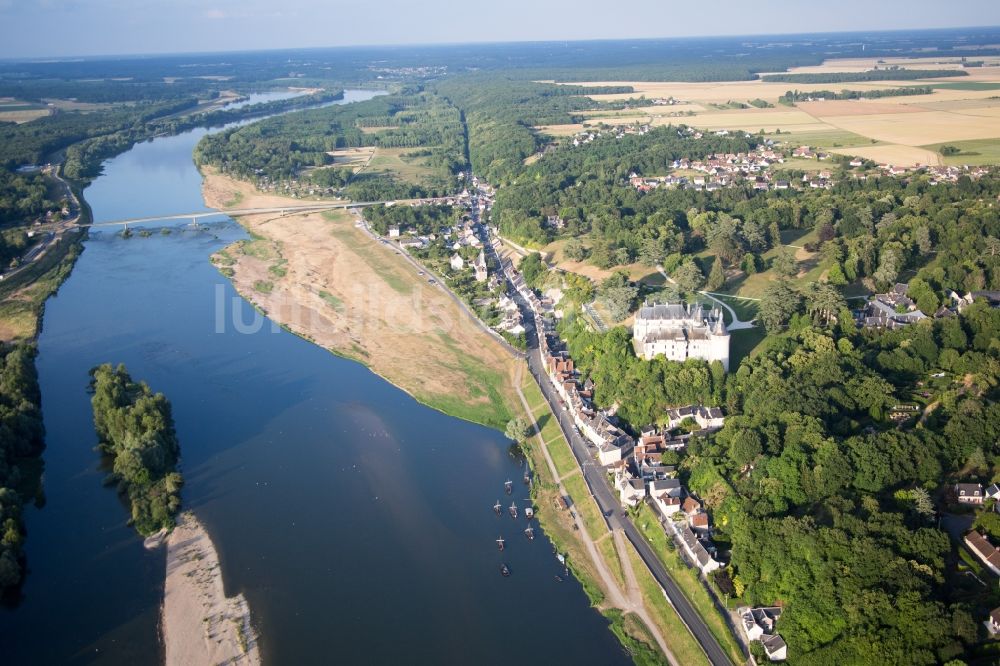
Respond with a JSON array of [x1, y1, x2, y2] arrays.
[[163, 512, 260, 666], [201, 168, 520, 429]]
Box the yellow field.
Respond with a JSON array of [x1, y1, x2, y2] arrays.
[[0, 109, 49, 123], [552, 61, 1000, 166], [818, 110, 1000, 145], [535, 123, 585, 136], [829, 144, 943, 166]]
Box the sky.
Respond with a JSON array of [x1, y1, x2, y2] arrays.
[[1, 0, 999, 59]]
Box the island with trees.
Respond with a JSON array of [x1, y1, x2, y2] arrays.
[[89, 364, 182, 537]]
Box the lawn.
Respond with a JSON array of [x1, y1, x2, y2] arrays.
[[634, 504, 745, 664], [563, 472, 610, 539], [730, 327, 768, 367], [625, 547, 712, 666], [597, 534, 627, 590]]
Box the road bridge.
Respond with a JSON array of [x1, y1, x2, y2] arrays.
[[81, 197, 452, 228]]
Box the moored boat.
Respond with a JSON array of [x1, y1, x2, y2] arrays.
[[524, 527, 534, 540], [493, 500, 502, 515], [525, 506, 534, 520], [504, 479, 513, 495], [500, 563, 511, 577], [509, 502, 518, 519], [497, 537, 505, 551]]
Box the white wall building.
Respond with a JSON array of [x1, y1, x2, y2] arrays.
[[633, 302, 730, 371]]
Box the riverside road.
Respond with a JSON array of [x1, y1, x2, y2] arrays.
[[509, 286, 739, 666]]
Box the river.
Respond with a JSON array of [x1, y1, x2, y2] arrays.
[[0, 90, 630, 665]]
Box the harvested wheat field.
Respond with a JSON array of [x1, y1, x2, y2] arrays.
[[819, 110, 1000, 145], [830, 144, 943, 167]]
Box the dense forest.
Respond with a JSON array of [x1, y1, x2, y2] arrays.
[[195, 89, 466, 199], [89, 364, 182, 537], [0, 170, 56, 227], [434, 77, 632, 184], [685, 304, 1000, 664], [0, 344, 44, 592], [762, 69, 968, 84]]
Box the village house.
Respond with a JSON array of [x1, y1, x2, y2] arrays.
[[675, 523, 722, 574], [614, 468, 647, 507], [965, 531, 1000, 575], [450, 253, 465, 271], [388, 225, 401, 238], [761, 634, 788, 662], [738, 607, 787, 661], [955, 482, 985, 505], [986, 607, 1000, 636]]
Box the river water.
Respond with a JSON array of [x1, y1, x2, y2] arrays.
[[0, 91, 629, 665]]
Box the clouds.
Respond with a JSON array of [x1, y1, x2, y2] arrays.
[[1, 0, 999, 58]]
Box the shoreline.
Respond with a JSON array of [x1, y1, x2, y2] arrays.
[[163, 512, 260, 666], [200, 168, 521, 432]]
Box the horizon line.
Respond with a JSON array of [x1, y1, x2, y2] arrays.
[[3, 24, 999, 64]]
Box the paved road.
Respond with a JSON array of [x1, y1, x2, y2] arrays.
[[507, 286, 738, 666]]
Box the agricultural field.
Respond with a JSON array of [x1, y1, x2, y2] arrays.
[[0, 98, 50, 123], [551, 57, 1000, 167], [363, 147, 442, 186]]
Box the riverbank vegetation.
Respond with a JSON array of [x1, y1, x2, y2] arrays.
[[195, 90, 465, 200], [0, 344, 44, 592], [89, 364, 182, 537]]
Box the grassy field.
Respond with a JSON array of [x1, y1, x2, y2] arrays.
[[563, 472, 610, 539], [927, 81, 1000, 91], [922, 139, 1000, 166], [364, 147, 441, 185], [633, 505, 745, 664], [730, 327, 768, 367], [0, 234, 82, 341], [626, 547, 712, 666]]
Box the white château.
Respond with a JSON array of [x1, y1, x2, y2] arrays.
[[632, 302, 730, 371]]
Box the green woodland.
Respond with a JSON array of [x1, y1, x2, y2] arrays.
[[89, 364, 182, 537], [0, 344, 44, 591]]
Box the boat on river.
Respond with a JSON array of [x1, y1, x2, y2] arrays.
[[497, 537, 505, 551], [493, 500, 502, 515], [509, 502, 518, 519], [524, 527, 535, 541], [504, 479, 513, 495], [525, 506, 534, 520], [500, 563, 511, 577]]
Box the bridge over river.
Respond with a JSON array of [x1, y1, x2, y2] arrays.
[[83, 197, 451, 228]]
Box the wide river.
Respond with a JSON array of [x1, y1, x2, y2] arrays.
[[0, 90, 630, 664]]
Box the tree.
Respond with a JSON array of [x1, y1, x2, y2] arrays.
[[519, 253, 545, 289], [505, 417, 531, 442], [563, 238, 587, 261], [803, 281, 846, 326], [672, 260, 704, 295], [706, 256, 726, 291], [758, 280, 803, 333], [772, 248, 798, 277], [599, 271, 639, 321]]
